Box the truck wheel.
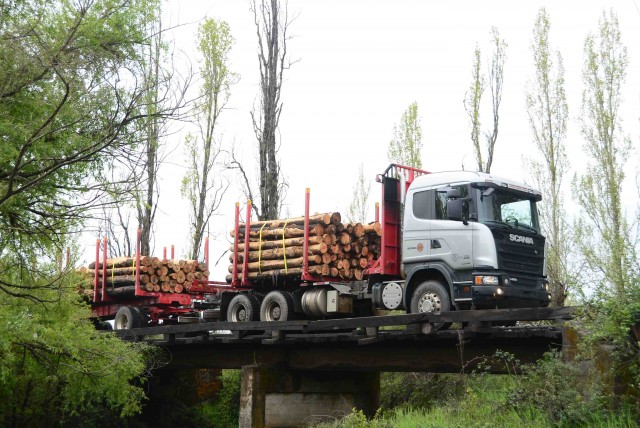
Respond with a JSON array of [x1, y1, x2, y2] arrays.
[[410, 280, 451, 330], [114, 306, 141, 330], [260, 291, 294, 322], [227, 294, 260, 322], [133, 307, 149, 327]]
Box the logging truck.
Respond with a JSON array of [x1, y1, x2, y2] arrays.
[[88, 164, 550, 330]]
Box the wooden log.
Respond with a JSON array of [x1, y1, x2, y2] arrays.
[[238, 212, 335, 229], [87, 266, 138, 276], [161, 282, 171, 292], [363, 222, 382, 236], [322, 234, 336, 245], [353, 269, 364, 281], [225, 267, 304, 282], [153, 284, 160, 292], [339, 232, 351, 245], [89, 256, 138, 270], [106, 286, 135, 297], [234, 243, 327, 263], [232, 235, 325, 252], [359, 258, 369, 268], [103, 274, 150, 286], [232, 223, 324, 239], [229, 256, 323, 273], [175, 283, 184, 293]]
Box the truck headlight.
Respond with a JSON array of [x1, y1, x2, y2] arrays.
[[475, 275, 499, 285]]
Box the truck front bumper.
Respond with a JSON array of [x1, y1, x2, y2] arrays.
[[471, 284, 550, 308]]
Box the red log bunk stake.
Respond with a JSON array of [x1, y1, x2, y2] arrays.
[[375, 202, 380, 223], [241, 200, 251, 287], [163, 247, 167, 259], [232, 202, 240, 286], [303, 188, 310, 278], [101, 236, 108, 301], [204, 236, 209, 280], [93, 239, 100, 303], [171, 244, 175, 260], [135, 229, 142, 296]]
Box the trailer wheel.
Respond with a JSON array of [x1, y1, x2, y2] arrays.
[[227, 294, 260, 322], [260, 291, 294, 322], [409, 280, 451, 330], [114, 306, 141, 330]]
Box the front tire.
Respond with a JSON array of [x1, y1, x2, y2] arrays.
[[409, 280, 451, 330], [227, 294, 260, 322], [260, 291, 294, 322]]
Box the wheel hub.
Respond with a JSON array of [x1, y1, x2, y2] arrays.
[[271, 306, 281, 320], [418, 292, 441, 313]]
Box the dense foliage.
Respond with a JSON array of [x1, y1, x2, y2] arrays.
[[0, 0, 161, 424]]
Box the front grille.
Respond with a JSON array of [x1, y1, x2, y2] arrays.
[[492, 230, 545, 279]]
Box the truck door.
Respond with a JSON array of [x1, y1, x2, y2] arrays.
[[430, 185, 473, 271], [403, 190, 431, 264]]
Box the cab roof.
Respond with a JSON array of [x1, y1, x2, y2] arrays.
[[409, 171, 542, 199]]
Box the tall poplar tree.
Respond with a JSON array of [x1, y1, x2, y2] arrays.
[[388, 102, 423, 169], [525, 8, 572, 306], [464, 28, 507, 173], [182, 18, 235, 259], [574, 10, 638, 296]]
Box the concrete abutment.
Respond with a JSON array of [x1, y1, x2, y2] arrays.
[[239, 365, 380, 428]]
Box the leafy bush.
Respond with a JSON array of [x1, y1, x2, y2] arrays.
[[195, 369, 241, 427], [507, 350, 607, 425], [380, 372, 465, 412]]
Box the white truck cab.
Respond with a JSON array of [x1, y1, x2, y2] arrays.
[[402, 171, 550, 311]]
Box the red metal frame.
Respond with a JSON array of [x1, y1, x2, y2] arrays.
[[302, 188, 310, 278], [367, 164, 429, 276], [242, 201, 251, 286], [232, 202, 240, 286]]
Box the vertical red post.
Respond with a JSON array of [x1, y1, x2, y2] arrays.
[[93, 239, 100, 303], [241, 200, 251, 286], [375, 202, 380, 223], [163, 247, 167, 259], [204, 236, 210, 283], [303, 188, 310, 278], [171, 245, 175, 260], [135, 229, 141, 295], [101, 237, 108, 301], [232, 202, 240, 286]]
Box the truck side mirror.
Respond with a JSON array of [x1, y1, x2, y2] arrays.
[[447, 199, 464, 221]]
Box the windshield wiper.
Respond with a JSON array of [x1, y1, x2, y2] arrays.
[[515, 223, 537, 233], [483, 220, 514, 229]]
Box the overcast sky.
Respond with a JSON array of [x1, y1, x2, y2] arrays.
[[83, 1, 640, 277]]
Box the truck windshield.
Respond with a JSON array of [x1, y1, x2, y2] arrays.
[[477, 189, 540, 234]]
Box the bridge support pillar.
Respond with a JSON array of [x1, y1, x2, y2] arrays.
[[239, 365, 379, 428]]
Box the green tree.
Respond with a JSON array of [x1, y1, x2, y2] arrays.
[[0, 0, 164, 421], [182, 18, 235, 260], [347, 164, 371, 223], [0, 270, 151, 426], [464, 28, 507, 173], [388, 102, 423, 168], [574, 10, 638, 297], [0, 0, 167, 298], [249, 0, 294, 221], [525, 8, 573, 307]]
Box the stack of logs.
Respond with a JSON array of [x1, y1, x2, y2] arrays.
[[81, 256, 209, 297], [227, 212, 381, 283]]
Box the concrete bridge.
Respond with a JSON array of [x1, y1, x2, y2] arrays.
[[117, 307, 574, 427]]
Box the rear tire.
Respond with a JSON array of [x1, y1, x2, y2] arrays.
[[227, 294, 260, 322], [409, 280, 451, 330], [114, 306, 141, 330], [260, 291, 295, 322]]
